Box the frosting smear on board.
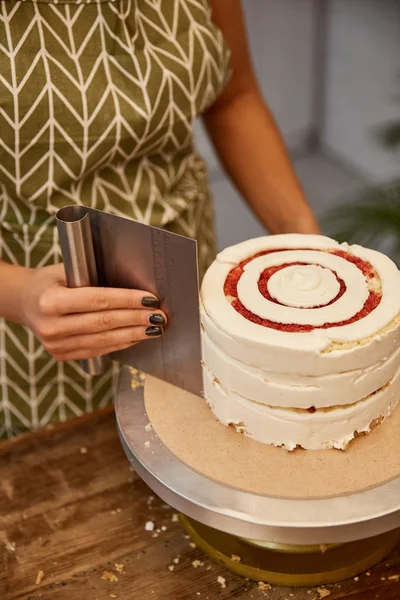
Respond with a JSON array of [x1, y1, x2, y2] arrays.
[[200, 234, 400, 450]]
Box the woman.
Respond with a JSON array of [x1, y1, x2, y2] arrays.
[[0, 0, 320, 438]]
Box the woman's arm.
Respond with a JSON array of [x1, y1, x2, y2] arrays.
[[204, 0, 320, 235], [0, 261, 33, 323]]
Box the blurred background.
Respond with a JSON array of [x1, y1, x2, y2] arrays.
[[195, 0, 400, 261]]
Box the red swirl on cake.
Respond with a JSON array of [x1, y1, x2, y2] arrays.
[[223, 248, 381, 333]]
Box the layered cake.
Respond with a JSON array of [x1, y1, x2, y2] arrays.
[[200, 234, 400, 450]]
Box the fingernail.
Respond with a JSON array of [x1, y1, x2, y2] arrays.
[[145, 326, 163, 337], [141, 296, 160, 308], [149, 314, 166, 326]]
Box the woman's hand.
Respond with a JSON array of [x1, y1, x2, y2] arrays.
[[19, 263, 167, 362]]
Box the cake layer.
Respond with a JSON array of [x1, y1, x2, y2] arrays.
[[201, 234, 400, 375], [202, 331, 400, 409], [203, 365, 400, 451], [201, 303, 400, 376]]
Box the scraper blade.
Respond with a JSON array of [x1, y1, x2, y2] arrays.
[[56, 206, 203, 397]]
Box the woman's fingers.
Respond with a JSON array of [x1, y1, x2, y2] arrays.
[[21, 264, 167, 364], [45, 324, 164, 356], [42, 308, 167, 338], [41, 286, 160, 316]]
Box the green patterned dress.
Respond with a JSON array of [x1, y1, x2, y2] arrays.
[[0, 0, 231, 438]]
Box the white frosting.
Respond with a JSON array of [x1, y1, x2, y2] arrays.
[[202, 331, 400, 409], [217, 234, 343, 263], [238, 251, 368, 325], [201, 303, 400, 375], [201, 235, 400, 370], [267, 265, 340, 308], [203, 365, 400, 451], [201, 234, 400, 449]]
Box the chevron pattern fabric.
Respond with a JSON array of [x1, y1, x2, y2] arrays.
[[0, 0, 231, 437]]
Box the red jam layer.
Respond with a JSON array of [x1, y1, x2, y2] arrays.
[[223, 248, 381, 332]]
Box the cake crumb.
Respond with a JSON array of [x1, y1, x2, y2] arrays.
[[192, 560, 204, 568], [5, 541, 16, 552], [35, 570, 45, 585], [258, 581, 271, 591], [145, 423, 152, 432], [189, 542, 196, 548], [354, 576, 359, 581], [101, 571, 118, 582], [145, 521, 155, 531], [319, 544, 328, 553], [381, 577, 386, 581], [229, 421, 247, 434], [172, 513, 179, 522], [217, 575, 226, 589], [80, 447, 88, 454], [144, 441, 150, 447], [317, 588, 331, 598], [168, 565, 175, 572], [231, 554, 241, 562], [161, 526, 167, 531], [173, 557, 180, 564], [366, 571, 371, 576], [388, 575, 399, 580], [152, 532, 159, 538], [110, 595, 117, 599], [114, 563, 124, 574]]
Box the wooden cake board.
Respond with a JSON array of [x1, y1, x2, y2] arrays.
[[144, 374, 400, 500]]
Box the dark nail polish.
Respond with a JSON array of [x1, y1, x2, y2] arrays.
[[149, 314, 166, 326], [145, 326, 163, 337], [141, 296, 160, 309]]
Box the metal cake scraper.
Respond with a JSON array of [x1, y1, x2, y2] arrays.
[[56, 206, 203, 397]]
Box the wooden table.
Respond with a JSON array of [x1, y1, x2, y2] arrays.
[[1, 408, 400, 600]]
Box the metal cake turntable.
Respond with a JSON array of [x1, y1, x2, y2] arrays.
[[115, 366, 400, 587]]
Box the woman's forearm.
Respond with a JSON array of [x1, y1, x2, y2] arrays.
[[0, 260, 34, 323], [203, 88, 320, 235]]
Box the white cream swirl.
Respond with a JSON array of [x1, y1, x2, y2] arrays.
[[237, 250, 368, 325], [267, 265, 340, 308]]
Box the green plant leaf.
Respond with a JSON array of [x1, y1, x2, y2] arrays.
[[321, 180, 400, 264], [377, 121, 400, 151]]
